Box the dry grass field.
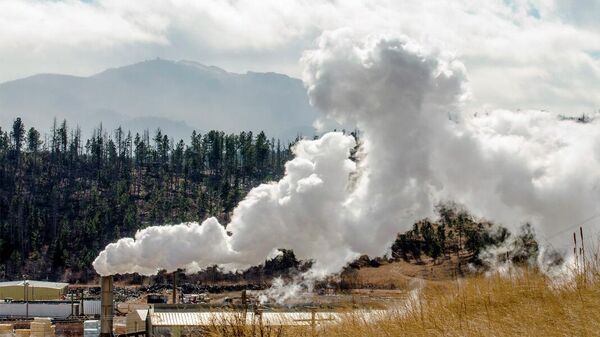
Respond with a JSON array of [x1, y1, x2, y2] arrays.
[[327, 269, 600, 336], [353, 256, 461, 287], [206, 256, 600, 337]]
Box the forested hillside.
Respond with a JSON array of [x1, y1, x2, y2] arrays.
[[0, 117, 299, 281], [0, 117, 540, 284]]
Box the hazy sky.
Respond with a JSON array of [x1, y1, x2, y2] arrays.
[[1, 0, 599, 114]]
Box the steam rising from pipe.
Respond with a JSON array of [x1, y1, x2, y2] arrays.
[[93, 29, 600, 278]]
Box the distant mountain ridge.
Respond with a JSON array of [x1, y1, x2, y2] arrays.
[[0, 59, 319, 141]]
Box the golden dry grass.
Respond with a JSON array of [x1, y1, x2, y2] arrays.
[[354, 256, 462, 285], [328, 270, 600, 336], [205, 260, 600, 337]]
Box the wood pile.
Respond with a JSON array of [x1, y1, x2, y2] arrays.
[[0, 324, 13, 337], [30, 318, 54, 337], [14, 329, 29, 337], [54, 322, 83, 337]]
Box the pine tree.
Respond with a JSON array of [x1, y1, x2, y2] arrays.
[[0, 118, 295, 280]]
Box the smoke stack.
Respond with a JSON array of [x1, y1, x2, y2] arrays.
[[100, 276, 114, 337], [172, 272, 177, 304]]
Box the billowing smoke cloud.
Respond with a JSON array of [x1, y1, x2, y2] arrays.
[[94, 132, 358, 276], [305, 30, 600, 252], [94, 29, 600, 277]]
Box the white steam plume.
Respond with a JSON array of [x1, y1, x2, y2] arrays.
[[94, 29, 600, 278], [94, 132, 358, 276]]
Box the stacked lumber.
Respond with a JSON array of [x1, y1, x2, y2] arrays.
[[30, 318, 54, 337], [14, 329, 29, 337], [0, 324, 14, 337]]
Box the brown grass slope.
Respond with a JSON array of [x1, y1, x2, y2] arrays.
[[206, 259, 600, 337]]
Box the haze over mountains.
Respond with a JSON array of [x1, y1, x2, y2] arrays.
[[0, 59, 319, 141]]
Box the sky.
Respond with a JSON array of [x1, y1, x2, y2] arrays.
[[95, 27, 600, 278], [1, 0, 599, 115]]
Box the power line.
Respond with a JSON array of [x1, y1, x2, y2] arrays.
[[542, 211, 600, 242]]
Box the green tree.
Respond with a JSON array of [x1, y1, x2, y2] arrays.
[[27, 127, 41, 153]]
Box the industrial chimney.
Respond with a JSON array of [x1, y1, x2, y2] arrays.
[[100, 276, 114, 337], [172, 272, 177, 304]]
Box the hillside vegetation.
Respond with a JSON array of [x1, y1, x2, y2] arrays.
[[0, 118, 296, 280], [0, 117, 540, 285]]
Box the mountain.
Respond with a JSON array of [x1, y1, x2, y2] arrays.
[[0, 59, 319, 141]]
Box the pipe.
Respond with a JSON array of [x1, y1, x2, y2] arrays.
[[100, 276, 114, 337], [172, 272, 177, 304]]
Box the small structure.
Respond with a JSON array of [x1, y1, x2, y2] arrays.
[[83, 320, 100, 337], [139, 305, 343, 337], [0, 280, 69, 301], [126, 310, 149, 334]]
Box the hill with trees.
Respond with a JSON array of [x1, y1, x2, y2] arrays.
[[0, 117, 540, 284], [0, 117, 297, 281]]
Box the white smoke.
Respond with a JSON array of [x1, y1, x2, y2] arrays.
[[94, 29, 600, 279], [255, 276, 312, 305], [94, 132, 358, 276]]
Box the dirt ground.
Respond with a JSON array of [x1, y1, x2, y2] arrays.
[[354, 256, 463, 288]]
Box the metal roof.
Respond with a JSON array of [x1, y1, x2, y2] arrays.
[[0, 280, 69, 290], [150, 310, 387, 327], [260, 312, 339, 326], [136, 309, 149, 321], [152, 312, 243, 326]]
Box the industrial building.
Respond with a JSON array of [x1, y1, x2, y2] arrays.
[[0, 280, 101, 319], [0, 280, 69, 301], [97, 276, 351, 337], [123, 305, 345, 337], [0, 276, 388, 337]]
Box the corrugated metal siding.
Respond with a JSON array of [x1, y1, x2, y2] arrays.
[[150, 310, 389, 327], [152, 312, 234, 326], [83, 320, 100, 337], [261, 312, 336, 325], [0, 303, 74, 318], [151, 311, 344, 326], [82, 300, 101, 316]]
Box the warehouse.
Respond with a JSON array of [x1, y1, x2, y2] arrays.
[[142, 308, 342, 337], [0, 280, 69, 301]]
